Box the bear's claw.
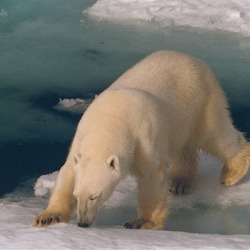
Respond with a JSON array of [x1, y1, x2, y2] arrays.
[[124, 220, 143, 229], [33, 211, 66, 227], [169, 177, 194, 195], [169, 183, 187, 195], [40, 216, 59, 225], [124, 219, 156, 229]]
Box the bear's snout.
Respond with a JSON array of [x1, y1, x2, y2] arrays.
[[76, 195, 100, 228]]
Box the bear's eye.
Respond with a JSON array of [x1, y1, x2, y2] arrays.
[[89, 194, 99, 201]]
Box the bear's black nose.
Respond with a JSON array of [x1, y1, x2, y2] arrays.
[[78, 222, 90, 228]]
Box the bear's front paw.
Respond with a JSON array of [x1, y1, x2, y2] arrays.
[[33, 210, 69, 227], [124, 219, 160, 230], [169, 177, 194, 195]]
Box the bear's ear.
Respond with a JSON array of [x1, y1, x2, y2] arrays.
[[74, 154, 81, 164], [107, 155, 119, 171]]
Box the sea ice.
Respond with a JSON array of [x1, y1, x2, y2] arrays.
[[85, 0, 250, 36]]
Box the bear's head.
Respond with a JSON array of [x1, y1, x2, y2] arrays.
[[73, 154, 123, 227]]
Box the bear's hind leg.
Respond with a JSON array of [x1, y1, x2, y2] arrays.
[[203, 128, 250, 186], [169, 148, 199, 195], [124, 169, 169, 230], [201, 89, 250, 186], [220, 134, 250, 186]]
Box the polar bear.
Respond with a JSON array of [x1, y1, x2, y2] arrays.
[[33, 51, 250, 230]]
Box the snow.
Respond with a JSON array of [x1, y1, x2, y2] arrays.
[[85, 0, 250, 36], [34, 172, 59, 197], [1, 222, 250, 250]]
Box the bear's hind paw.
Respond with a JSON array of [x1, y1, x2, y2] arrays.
[[220, 165, 249, 186]]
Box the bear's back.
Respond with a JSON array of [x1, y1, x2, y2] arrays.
[[109, 50, 220, 106]]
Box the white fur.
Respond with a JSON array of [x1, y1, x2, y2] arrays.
[[33, 51, 250, 229]]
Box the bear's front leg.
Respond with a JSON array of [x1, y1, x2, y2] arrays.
[[124, 172, 168, 230], [33, 162, 76, 227]]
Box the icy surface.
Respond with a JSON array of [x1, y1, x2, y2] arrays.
[[0, 204, 249, 250], [53, 98, 94, 114], [86, 0, 250, 35]]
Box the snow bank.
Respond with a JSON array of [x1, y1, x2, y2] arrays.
[[85, 0, 250, 36], [34, 171, 59, 197]]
